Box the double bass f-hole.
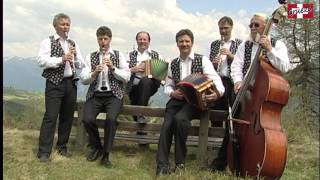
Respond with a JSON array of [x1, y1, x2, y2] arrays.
[[252, 112, 261, 135]]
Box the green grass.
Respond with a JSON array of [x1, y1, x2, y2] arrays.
[[3, 87, 319, 180]]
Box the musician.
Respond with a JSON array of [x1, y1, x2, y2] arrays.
[[37, 13, 84, 162], [80, 26, 130, 168], [207, 16, 242, 172], [156, 29, 225, 176], [231, 13, 290, 93], [127, 31, 163, 124], [208, 16, 242, 123]]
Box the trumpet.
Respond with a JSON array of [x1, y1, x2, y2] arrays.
[[215, 36, 225, 72], [65, 32, 79, 81], [100, 47, 109, 90]]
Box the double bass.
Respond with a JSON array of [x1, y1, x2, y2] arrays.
[[227, 1, 290, 179]]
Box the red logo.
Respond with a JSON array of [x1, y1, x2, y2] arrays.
[[288, 3, 314, 19]]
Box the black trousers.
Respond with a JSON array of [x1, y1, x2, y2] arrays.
[[211, 77, 234, 126], [38, 78, 77, 155], [129, 77, 160, 107], [82, 92, 122, 154], [156, 98, 200, 168]]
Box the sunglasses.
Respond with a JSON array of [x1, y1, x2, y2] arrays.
[[249, 23, 260, 28]]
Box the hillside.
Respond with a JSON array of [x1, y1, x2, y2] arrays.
[[3, 56, 169, 106], [3, 87, 319, 179]]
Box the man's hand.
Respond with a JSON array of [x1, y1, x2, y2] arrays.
[[62, 52, 74, 62], [91, 64, 105, 79], [259, 35, 272, 52], [234, 81, 242, 93], [130, 62, 145, 73], [220, 48, 234, 60], [104, 58, 113, 69], [211, 56, 222, 68], [170, 90, 184, 100]]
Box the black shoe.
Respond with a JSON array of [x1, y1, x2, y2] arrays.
[[208, 159, 226, 172], [156, 166, 169, 176], [174, 163, 185, 172], [57, 148, 72, 157], [100, 156, 112, 168], [38, 153, 50, 163], [137, 116, 147, 124], [86, 148, 102, 161]]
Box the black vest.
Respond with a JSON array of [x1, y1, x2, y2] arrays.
[[86, 50, 124, 100], [42, 36, 76, 85], [171, 53, 203, 85], [209, 38, 242, 77], [242, 38, 277, 76]]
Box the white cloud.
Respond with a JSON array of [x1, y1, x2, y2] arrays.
[[4, 0, 253, 59]]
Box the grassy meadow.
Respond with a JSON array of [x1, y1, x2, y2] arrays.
[[3, 87, 319, 180]]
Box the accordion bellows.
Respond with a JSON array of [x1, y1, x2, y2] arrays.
[[177, 73, 218, 111], [143, 59, 169, 83]]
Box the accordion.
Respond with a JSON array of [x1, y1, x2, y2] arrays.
[[142, 59, 169, 84], [177, 73, 219, 111]]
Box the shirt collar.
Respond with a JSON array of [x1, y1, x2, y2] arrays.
[[54, 33, 69, 41], [135, 47, 152, 55], [98, 47, 115, 55], [179, 51, 195, 62]]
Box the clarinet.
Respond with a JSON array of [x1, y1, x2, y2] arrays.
[[216, 35, 225, 72], [100, 47, 109, 90], [65, 32, 79, 81]]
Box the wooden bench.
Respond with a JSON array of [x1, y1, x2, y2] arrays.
[[74, 102, 227, 168]]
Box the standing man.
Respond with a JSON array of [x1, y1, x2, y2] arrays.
[[37, 13, 84, 162], [207, 16, 242, 171], [127, 31, 162, 124], [80, 26, 130, 168], [209, 16, 242, 115], [156, 29, 225, 176]]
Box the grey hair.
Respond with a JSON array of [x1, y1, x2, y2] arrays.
[[253, 13, 268, 22], [52, 13, 70, 27]]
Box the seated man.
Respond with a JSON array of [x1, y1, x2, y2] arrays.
[[80, 26, 130, 168], [127, 31, 163, 124], [156, 29, 225, 176]]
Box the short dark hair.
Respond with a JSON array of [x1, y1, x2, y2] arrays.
[[53, 13, 70, 27], [96, 26, 112, 38], [175, 29, 194, 43], [136, 31, 151, 41], [218, 16, 233, 26]]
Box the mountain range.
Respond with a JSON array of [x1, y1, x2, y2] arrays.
[[3, 56, 169, 106]]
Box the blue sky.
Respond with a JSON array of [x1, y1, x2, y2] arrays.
[[177, 0, 279, 14]]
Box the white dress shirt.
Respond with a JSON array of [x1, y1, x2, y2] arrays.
[[207, 37, 236, 77], [164, 52, 225, 97], [80, 47, 130, 92], [127, 48, 163, 85], [37, 33, 84, 77], [231, 37, 290, 84]]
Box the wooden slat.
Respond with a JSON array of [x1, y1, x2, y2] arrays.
[[114, 133, 222, 147], [94, 119, 225, 138]]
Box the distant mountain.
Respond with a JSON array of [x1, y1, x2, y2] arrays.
[[3, 56, 169, 106]]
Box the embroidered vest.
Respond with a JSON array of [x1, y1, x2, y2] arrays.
[[86, 50, 124, 100], [209, 38, 242, 77], [126, 50, 159, 93], [42, 36, 76, 85], [242, 38, 277, 76], [171, 53, 203, 85]]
